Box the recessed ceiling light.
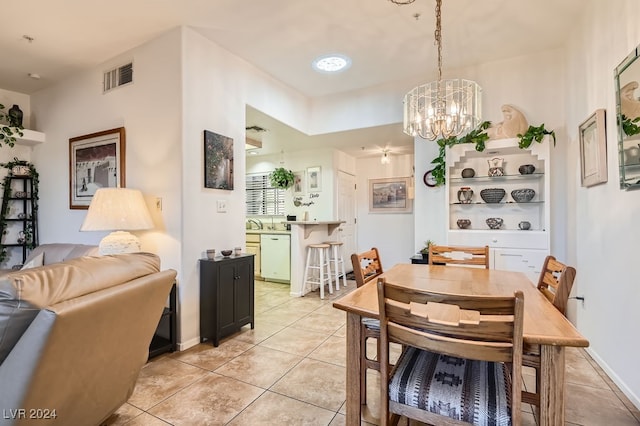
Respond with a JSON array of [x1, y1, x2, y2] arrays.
[[312, 54, 352, 73]]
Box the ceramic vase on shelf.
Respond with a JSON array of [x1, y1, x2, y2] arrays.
[[487, 157, 505, 177], [457, 187, 474, 204], [8, 105, 23, 127]]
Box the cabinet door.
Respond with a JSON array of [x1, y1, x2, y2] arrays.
[[492, 248, 548, 284], [218, 262, 237, 336], [234, 258, 254, 327], [246, 243, 261, 278]]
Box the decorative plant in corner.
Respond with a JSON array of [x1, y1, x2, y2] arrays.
[[620, 114, 640, 137], [269, 167, 295, 189], [419, 239, 435, 259], [0, 158, 39, 265], [429, 122, 556, 186], [0, 104, 24, 147]]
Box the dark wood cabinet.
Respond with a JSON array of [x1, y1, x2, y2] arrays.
[[199, 254, 254, 347], [149, 282, 177, 359]]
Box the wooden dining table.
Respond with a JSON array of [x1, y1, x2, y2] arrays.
[[333, 263, 589, 426]]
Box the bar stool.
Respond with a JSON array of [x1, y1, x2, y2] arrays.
[[324, 241, 347, 291], [302, 243, 333, 299]]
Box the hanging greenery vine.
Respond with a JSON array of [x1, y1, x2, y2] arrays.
[[429, 122, 556, 186], [0, 158, 39, 264]]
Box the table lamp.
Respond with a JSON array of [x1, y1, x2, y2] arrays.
[[80, 188, 154, 255]]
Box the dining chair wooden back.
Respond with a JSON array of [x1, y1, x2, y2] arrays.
[[350, 247, 384, 287], [522, 255, 577, 406], [536, 255, 577, 315], [428, 244, 490, 269], [350, 247, 384, 405], [377, 276, 524, 426]]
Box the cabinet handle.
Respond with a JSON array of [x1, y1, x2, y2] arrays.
[[499, 253, 522, 257]]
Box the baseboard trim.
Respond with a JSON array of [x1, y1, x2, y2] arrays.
[[585, 347, 640, 410], [177, 337, 200, 351]]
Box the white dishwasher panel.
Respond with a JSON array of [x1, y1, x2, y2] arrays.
[[260, 234, 291, 282]]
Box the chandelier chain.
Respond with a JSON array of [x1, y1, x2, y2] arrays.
[[435, 0, 443, 82]]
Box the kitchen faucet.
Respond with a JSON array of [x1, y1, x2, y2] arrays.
[[247, 218, 263, 230]]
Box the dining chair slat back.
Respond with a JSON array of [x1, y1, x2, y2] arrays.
[[523, 255, 577, 406], [349, 247, 384, 405], [377, 277, 524, 426], [428, 244, 490, 269], [351, 247, 383, 287]]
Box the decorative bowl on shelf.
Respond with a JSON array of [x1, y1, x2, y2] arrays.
[[480, 188, 506, 203], [511, 188, 536, 203], [221, 249, 233, 257], [518, 221, 531, 230], [456, 219, 471, 229], [461, 168, 475, 178], [486, 217, 504, 229], [518, 164, 536, 175]]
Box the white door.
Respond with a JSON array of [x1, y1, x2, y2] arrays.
[[336, 170, 357, 271]]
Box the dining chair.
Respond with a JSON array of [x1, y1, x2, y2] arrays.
[[522, 255, 576, 406], [377, 276, 524, 426], [350, 247, 384, 404], [428, 244, 490, 268]]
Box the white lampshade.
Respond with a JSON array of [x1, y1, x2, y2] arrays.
[[80, 188, 154, 255]]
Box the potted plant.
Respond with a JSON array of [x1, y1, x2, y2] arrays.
[[269, 167, 295, 189], [419, 240, 435, 259]]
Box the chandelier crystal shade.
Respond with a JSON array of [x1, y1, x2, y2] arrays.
[[403, 79, 481, 140], [401, 0, 482, 140]]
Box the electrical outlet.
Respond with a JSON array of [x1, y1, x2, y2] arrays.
[[155, 197, 162, 211], [217, 199, 227, 213]]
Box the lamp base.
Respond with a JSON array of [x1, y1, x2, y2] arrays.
[[99, 231, 142, 255]]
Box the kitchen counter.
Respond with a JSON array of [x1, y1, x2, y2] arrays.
[[288, 220, 346, 297], [245, 229, 291, 235]]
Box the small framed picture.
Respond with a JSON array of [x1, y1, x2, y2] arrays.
[[306, 166, 322, 192], [69, 127, 125, 209], [579, 109, 607, 187], [204, 130, 234, 190], [369, 177, 412, 213], [293, 170, 305, 195]]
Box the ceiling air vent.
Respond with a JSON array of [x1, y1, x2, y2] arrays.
[[103, 62, 133, 93]]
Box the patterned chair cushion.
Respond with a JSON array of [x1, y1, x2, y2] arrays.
[[361, 317, 380, 330], [389, 346, 512, 426]]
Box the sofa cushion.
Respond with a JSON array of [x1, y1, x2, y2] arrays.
[[20, 253, 44, 270], [23, 243, 99, 266], [0, 252, 160, 364]]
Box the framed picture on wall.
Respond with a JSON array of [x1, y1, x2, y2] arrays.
[[204, 130, 234, 190], [369, 177, 412, 213], [69, 127, 125, 209], [293, 170, 305, 195], [306, 166, 322, 192], [579, 108, 607, 187]]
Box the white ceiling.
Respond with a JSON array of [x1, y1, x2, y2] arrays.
[[1, 0, 585, 158]]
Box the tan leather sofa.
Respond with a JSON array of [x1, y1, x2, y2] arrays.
[[0, 252, 177, 426]]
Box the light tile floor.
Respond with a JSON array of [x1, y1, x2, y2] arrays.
[[105, 279, 640, 426]]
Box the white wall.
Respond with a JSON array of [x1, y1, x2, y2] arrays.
[[246, 148, 336, 222], [563, 0, 640, 407], [355, 153, 414, 267]]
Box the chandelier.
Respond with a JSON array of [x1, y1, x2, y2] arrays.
[[402, 0, 481, 140]]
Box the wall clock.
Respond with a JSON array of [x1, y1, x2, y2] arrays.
[[423, 169, 437, 187]]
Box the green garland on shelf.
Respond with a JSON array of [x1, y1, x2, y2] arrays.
[[0, 158, 39, 264], [0, 104, 25, 147], [430, 122, 556, 187]]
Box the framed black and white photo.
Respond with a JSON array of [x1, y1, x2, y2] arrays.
[[69, 127, 125, 209], [579, 109, 607, 187], [306, 166, 322, 192], [369, 177, 412, 213]]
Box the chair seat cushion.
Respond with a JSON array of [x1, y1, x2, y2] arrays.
[[361, 317, 380, 330], [389, 346, 512, 426]]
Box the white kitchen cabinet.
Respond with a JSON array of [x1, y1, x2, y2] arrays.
[[260, 234, 291, 282], [492, 248, 548, 284], [446, 137, 551, 275]]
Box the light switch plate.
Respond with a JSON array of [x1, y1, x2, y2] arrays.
[[217, 200, 227, 213]]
